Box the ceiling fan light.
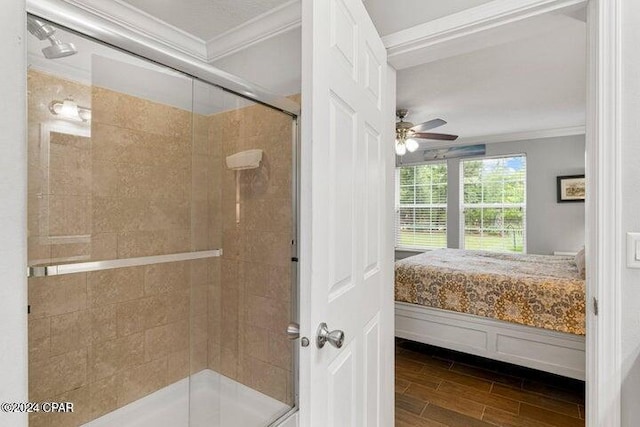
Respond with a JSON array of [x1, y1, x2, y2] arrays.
[[405, 138, 419, 152], [395, 141, 407, 156]]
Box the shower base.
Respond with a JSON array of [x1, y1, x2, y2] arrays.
[[82, 369, 291, 427]]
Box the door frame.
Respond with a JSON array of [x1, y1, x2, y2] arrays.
[[383, 0, 622, 425]]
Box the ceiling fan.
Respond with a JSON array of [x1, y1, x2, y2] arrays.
[[395, 109, 458, 156]]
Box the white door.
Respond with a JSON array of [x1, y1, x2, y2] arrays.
[[299, 0, 395, 425]]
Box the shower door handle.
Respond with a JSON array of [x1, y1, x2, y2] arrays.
[[316, 323, 345, 349]]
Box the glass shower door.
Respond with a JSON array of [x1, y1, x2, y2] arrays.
[[188, 80, 297, 427], [26, 16, 218, 427], [26, 15, 297, 427]]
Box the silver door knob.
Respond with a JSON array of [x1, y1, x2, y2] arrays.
[[316, 322, 345, 349]]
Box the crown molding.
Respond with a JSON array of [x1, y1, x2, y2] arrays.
[[36, 0, 302, 64], [54, 0, 208, 61], [383, 0, 587, 69], [411, 125, 586, 150], [452, 125, 586, 146], [206, 0, 301, 62]]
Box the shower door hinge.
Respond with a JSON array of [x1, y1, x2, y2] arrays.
[[593, 297, 598, 316]]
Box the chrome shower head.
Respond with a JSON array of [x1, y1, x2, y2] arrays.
[[27, 17, 56, 40], [42, 39, 77, 59], [27, 16, 77, 59]]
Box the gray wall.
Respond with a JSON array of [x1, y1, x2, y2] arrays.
[[396, 134, 585, 258], [0, 1, 28, 426]]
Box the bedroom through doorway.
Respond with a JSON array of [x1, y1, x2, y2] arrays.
[[389, 2, 589, 425]]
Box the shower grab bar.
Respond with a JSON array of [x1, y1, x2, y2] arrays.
[[27, 249, 223, 278]]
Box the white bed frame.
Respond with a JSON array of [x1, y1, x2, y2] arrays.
[[395, 302, 585, 380]]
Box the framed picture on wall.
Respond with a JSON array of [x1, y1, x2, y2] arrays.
[[557, 175, 585, 203]]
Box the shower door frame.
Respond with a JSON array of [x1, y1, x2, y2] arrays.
[[25, 0, 300, 118], [24, 1, 302, 425]]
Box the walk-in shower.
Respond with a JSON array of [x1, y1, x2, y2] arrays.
[[26, 12, 298, 427]]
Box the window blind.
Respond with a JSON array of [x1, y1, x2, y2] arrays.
[[460, 155, 526, 253], [395, 163, 447, 250]]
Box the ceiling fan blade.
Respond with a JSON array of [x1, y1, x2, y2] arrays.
[[410, 118, 447, 132], [412, 132, 459, 141]]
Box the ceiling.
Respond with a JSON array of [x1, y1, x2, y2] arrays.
[[118, 0, 291, 41], [364, 0, 494, 36], [28, 0, 587, 141], [396, 14, 586, 145], [89, 0, 494, 43]]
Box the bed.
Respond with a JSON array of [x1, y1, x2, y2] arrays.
[[394, 249, 586, 379]]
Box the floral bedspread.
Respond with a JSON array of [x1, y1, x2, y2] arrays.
[[395, 249, 585, 335]]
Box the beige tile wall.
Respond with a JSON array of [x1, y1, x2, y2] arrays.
[[27, 70, 295, 426], [90, 85, 194, 259], [27, 71, 216, 427], [27, 259, 216, 427], [27, 71, 216, 263], [207, 100, 295, 405], [27, 71, 92, 264]]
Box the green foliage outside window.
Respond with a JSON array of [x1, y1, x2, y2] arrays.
[[397, 163, 447, 249], [396, 157, 526, 253], [462, 156, 526, 253]]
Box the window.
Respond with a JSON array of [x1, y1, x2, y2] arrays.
[[396, 163, 447, 250], [460, 155, 526, 253]]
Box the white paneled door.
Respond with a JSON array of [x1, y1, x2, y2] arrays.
[[300, 0, 395, 425]]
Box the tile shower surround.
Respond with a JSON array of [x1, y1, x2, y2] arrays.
[[27, 70, 295, 426]]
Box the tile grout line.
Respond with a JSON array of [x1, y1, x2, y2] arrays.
[[401, 382, 409, 394], [446, 364, 525, 390], [418, 401, 430, 418], [517, 404, 584, 427], [493, 381, 585, 408], [520, 384, 585, 405], [515, 399, 583, 419], [435, 389, 574, 421]]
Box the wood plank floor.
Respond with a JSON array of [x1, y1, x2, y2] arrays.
[[395, 339, 585, 427]]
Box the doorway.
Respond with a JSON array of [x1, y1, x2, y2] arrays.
[[384, 0, 622, 425]]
